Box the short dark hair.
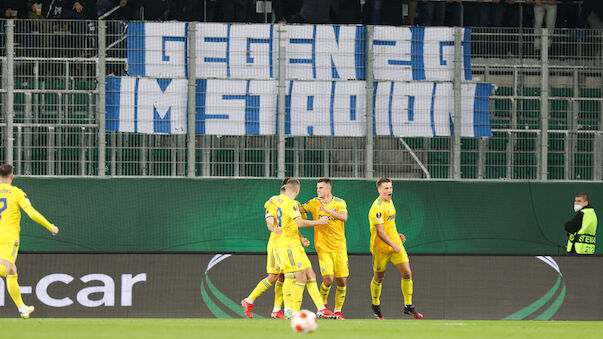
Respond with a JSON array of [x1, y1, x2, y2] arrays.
[[317, 178, 332, 185], [281, 177, 290, 186], [0, 164, 13, 178], [576, 192, 590, 203], [376, 177, 392, 188]]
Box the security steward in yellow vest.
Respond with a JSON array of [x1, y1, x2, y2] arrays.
[[565, 193, 597, 254]]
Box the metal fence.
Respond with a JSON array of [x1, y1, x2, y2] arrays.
[[0, 19, 601, 180]]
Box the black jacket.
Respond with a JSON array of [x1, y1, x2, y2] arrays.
[[35, 0, 96, 19], [565, 204, 593, 234]]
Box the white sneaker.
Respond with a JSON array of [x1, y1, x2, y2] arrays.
[[20, 305, 34, 319]]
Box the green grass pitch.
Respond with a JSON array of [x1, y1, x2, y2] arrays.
[[2, 319, 602, 339]]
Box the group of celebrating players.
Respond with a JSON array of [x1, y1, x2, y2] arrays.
[[241, 177, 423, 320], [0, 161, 422, 320]]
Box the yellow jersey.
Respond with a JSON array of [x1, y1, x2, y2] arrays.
[[264, 197, 280, 248], [272, 194, 302, 248], [303, 197, 347, 252], [368, 197, 401, 254], [0, 183, 53, 241]]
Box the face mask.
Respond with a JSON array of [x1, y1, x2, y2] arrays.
[[574, 204, 583, 212]]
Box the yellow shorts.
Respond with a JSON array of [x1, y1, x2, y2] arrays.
[[317, 249, 349, 278], [266, 241, 284, 274], [274, 245, 312, 273], [0, 238, 20, 264], [372, 247, 409, 272]]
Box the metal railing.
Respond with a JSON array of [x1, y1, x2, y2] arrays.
[[0, 19, 601, 180]]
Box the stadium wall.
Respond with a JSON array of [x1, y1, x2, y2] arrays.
[[0, 254, 601, 320], [14, 178, 602, 254]]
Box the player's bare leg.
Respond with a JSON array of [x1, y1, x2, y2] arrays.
[[0, 259, 34, 319], [394, 261, 423, 319], [371, 271, 385, 319]]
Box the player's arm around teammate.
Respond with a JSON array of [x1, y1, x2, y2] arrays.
[[302, 178, 350, 319], [291, 215, 329, 285], [275, 179, 339, 319], [241, 181, 291, 319]]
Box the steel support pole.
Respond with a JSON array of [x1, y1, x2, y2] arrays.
[[277, 24, 287, 179], [187, 23, 197, 177], [365, 26, 375, 179], [539, 29, 549, 180], [6, 20, 15, 166], [97, 20, 107, 176], [452, 27, 463, 179]]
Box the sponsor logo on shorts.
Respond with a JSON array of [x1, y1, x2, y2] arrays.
[[297, 262, 302, 267]]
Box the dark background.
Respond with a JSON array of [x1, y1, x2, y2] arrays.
[[1, 253, 600, 320]]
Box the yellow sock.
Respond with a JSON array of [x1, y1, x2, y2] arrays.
[[0, 264, 6, 277], [319, 283, 331, 305], [7, 275, 25, 309], [402, 278, 413, 306], [247, 278, 273, 302], [334, 286, 346, 312], [306, 279, 324, 310], [273, 281, 284, 310], [370, 278, 382, 306], [283, 273, 295, 311], [292, 282, 305, 312]]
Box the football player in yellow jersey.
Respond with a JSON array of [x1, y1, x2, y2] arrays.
[[272, 179, 340, 319], [241, 179, 311, 319], [0, 164, 59, 319], [300, 178, 348, 319], [368, 178, 423, 320]]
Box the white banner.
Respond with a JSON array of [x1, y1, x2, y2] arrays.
[[106, 77, 493, 137], [126, 23, 472, 81]]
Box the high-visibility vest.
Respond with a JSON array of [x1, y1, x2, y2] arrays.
[[567, 207, 597, 254]]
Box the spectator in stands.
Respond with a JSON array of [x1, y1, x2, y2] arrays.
[[528, 0, 557, 50], [403, 0, 418, 25], [578, 0, 603, 28], [28, 0, 96, 19], [556, 0, 579, 29], [299, 0, 332, 24], [272, 0, 301, 23], [446, 0, 462, 26], [138, 0, 168, 20], [477, 0, 504, 27], [220, 0, 250, 22], [330, 0, 361, 24], [462, 0, 480, 27], [365, 0, 413, 26], [97, 0, 137, 20], [417, 0, 445, 26], [167, 0, 202, 21], [199, 0, 217, 22], [1, 0, 26, 18]]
